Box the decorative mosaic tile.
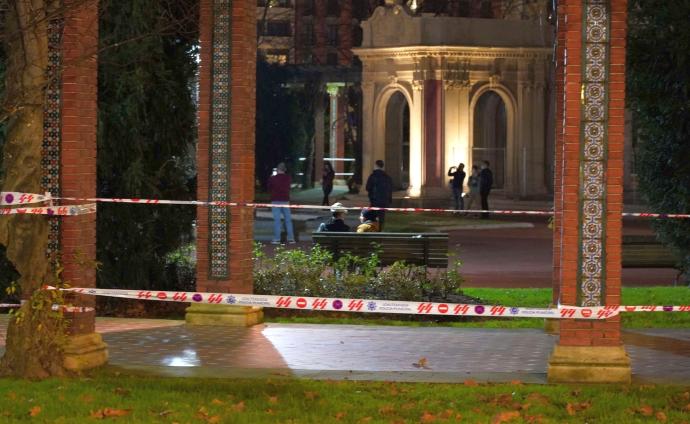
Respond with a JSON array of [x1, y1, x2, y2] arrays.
[[42, 17, 64, 261], [578, 0, 609, 307], [208, 0, 232, 279]]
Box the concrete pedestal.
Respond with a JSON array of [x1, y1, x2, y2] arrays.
[[63, 333, 108, 371], [547, 345, 631, 384], [185, 304, 264, 327]]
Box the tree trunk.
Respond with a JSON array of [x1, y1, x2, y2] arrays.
[[0, 0, 67, 378]]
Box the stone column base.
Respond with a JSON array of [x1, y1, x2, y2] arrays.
[[548, 345, 631, 384], [185, 304, 264, 327], [544, 319, 560, 334], [63, 333, 108, 371]]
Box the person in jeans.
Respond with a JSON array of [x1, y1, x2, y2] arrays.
[[267, 162, 295, 244], [447, 163, 466, 210]]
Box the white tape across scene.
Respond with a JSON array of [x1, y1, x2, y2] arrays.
[[64, 287, 690, 320], [2, 190, 690, 219], [0, 203, 97, 216]]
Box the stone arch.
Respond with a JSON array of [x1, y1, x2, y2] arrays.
[[372, 83, 414, 189], [469, 83, 518, 195]]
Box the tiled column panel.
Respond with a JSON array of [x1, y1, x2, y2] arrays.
[[196, 0, 256, 293], [556, 0, 627, 347]]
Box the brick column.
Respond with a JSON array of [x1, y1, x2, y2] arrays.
[[188, 0, 261, 326], [59, 0, 107, 370], [548, 0, 630, 383], [338, 0, 353, 65]]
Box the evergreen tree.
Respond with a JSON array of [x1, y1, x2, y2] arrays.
[[627, 0, 690, 274], [97, 0, 198, 291]]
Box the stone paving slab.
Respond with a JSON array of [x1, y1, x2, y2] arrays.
[[1, 316, 689, 383]]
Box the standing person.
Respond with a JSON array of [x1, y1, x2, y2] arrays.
[[321, 161, 335, 206], [267, 162, 295, 244], [465, 165, 480, 214], [479, 160, 494, 219], [356, 208, 380, 233], [317, 202, 350, 232], [447, 163, 466, 210], [365, 160, 393, 230]]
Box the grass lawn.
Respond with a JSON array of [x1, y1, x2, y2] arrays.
[[1, 370, 689, 423], [267, 287, 690, 329], [384, 211, 519, 232]]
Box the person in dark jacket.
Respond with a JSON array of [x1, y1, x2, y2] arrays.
[[479, 160, 494, 219], [447, 163, 466, 210], [317, 202, 350, 232], [267, 162, 295, 243], [365, 160, 393, 230], [356, 208, 380, 233], [321, 161, 335, 206]]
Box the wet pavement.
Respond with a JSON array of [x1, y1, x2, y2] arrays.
[[1, 315, 689, 384]]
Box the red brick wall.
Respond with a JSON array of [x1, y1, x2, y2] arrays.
[[196, 0, 256, 294], [338, 0, 353, 65], [424, 80, 443, 187], [60, 0, 99, 302], [557, 0, 627, 347]]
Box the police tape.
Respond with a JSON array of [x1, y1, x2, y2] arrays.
[[0, 304, 21, 308], [0, 203, 97, 216], [2, 190, 690, 219], [64, 287, 690, 320]]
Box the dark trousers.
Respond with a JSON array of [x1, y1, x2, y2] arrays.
[[322, 186, 332, 206], [377, 209, 386, 231], [480, 192, 490, 219]]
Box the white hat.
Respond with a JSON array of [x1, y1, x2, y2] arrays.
[[330, 202, 348, 214]]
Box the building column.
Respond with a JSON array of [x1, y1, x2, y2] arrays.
[[408, 82, 424, 197], [443, 83, 471, 179], [188, 0, 261, 327], [314, 88, 326, 186], [548, 0, 631, 383], [59, 0, 107, 370], [327, 83, 346, 176], [421, 79, 444, 196], [361, 81, 376, 188]]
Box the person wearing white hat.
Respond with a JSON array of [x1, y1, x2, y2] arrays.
[[316, 202, 351, 232]]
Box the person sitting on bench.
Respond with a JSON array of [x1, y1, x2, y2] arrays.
[[356, 208, 380, 233], [317, 202, 351, 232]]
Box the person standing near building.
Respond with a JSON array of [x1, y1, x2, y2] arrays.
[[479, 160, 494, 219], [321, 161, 335, 206], [365, 160, 393, 230], [465, 165, 480, 215], [267, 162, 295, 244], [447, 163, 466, 210]]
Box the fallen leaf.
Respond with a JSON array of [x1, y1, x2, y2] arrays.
[[79, 394, 94, 403], [90, 408, 131, 419], [684, 403, 690, 412], [268, 396, 278, 404], [304, 391, 319, 400], [491, 410, 520, 423], [656, 411, 668, 422], [358, 417, 373, 423], [420, 411, 436, 423], [439, 409, 454, 419], [464, 379, 479, 387], [638, 405, 654, 417], [211, 399, 224, 405], [335, 412, 347, 420], [208, 416, 221, 424], [29, 406, 41, 417], [378, 405, 395, 415], [524, 414, 544, 423], [526, 393, 550, 405], [232, 401, 245, 412], [265, 409, 274, 415], [566, 401, 591, 416], [413, 357, 430, 369], [510, 380, 524, 386], [196, 407, 209, 420]]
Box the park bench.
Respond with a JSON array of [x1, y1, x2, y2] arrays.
[[312, 232, 449, 268], [622, 235, 679, 268]]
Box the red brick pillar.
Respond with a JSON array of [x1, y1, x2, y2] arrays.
[[59, 0, 108, 370], [189, 0, 260, 326], [548, 0, 630, 383], [338, 0, 353, 65], [314, 0, 327, 65]]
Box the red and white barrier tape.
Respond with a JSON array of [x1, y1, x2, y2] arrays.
[[2, 190, 689, 219], [64, 287, 690, 320], [0, 203, 97, 216], [0, 304, 21, 308]]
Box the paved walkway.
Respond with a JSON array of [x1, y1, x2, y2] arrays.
[[1, 315, 688, 384]]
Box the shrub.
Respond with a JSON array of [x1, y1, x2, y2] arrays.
[[253, 243, 463, 302]]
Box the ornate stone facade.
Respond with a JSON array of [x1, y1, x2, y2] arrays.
[[355, 4, 553, 199]]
